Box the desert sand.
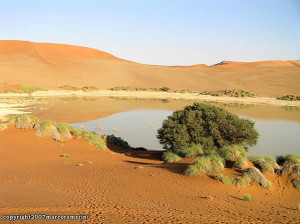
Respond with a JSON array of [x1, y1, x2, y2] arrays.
[[0, 125, 299, 224], [0, 40, 299, 97]]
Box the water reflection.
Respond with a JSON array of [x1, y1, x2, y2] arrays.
[[73, 109, 300, 157]]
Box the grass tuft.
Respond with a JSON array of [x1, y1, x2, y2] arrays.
[[233, 156, 249, 169], [162, 151, 181, 163], [219, 145, 247, 162], [185, 154, 224, 176], [61, 153, 70, 158], [56, 122, 73, 138], [243, 194, 251, 201], [35, 120, 60, 141], [83, 132, 106, 150]]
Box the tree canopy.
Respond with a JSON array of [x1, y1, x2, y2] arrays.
[[157, 103, 259, 153]]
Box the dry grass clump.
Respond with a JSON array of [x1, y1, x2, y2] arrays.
[[185, 154, 224, 176], [15, 115, 32, 129], [219, 145, 247, 162], [179, 89, 196, 93], [277, 154, 300, 176], [58, 85, 81, 91], [264, 156, 280, 169], [56, 122, 72, 139], [245, 167, 269, 189], [82, 86, 99, 92], [163, 151, 181, 163], [214, 173, 236, 185], [200, 89, 257, 97], [35, 120, 60, 141], [109, 86, 171, 92], [5, 115, 39, 129], [83, 131, 106, 150], [253, 159, 274, 174], [0, 123, 8, 131], [214, 173, 251, 188], [235, 174, 251, 188], [233, 156, 249, 169], [177, 144, 204, 158], [18, 84, 47, 94]]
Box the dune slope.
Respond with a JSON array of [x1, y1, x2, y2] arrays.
[[0, 40, 299, 97], [0, 126, 299, 223]]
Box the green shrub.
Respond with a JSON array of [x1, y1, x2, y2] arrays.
[[200, 89, 257, 97], [277, 154, 300, 166], [159, 86, 170, 92], [58, 85, 80, 91], [243, 194, 251, 201], [18, 85, 46, 93], [177, 144, 204, 157], [297, 203, 300, 210], [163, 151, 181, 163], [157, 103, 259, 153], [185, 154, 224, 176], [107, 134, 131, 149], [277, 95, 300, 101]]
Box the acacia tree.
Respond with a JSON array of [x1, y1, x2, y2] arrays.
[[157, 103, 259, 153]]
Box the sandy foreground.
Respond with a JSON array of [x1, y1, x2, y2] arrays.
[[0, 126, 299, 224], [0, 90, 300, 107]]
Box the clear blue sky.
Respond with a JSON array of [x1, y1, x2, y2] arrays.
[[0, 0, 299, 65]]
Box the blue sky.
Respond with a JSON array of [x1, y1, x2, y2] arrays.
[[0, 0, 299, 65]]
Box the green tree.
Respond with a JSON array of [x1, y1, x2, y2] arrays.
[[157, 103, 258, 153]]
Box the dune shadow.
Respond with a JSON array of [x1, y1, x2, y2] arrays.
[[123, 159, 189, 175], [108, 143, 192, 175], [229, 195, 243, 201], [153, 162, 189, 175], [108, 143, 163, 161], [281, 206, 297, 211]]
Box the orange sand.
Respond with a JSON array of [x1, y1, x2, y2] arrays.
[[0, 126, 299, 224], [0, 40, 299, 97]]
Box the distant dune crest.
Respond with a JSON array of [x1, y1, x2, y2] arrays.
[[213, 60, 299, 68], [0, 40, 299, 97]]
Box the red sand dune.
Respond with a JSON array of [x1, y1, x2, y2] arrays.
[[0, 40, 299, 97]]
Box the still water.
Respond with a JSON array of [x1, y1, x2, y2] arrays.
[[72, 107, 300, 157]]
